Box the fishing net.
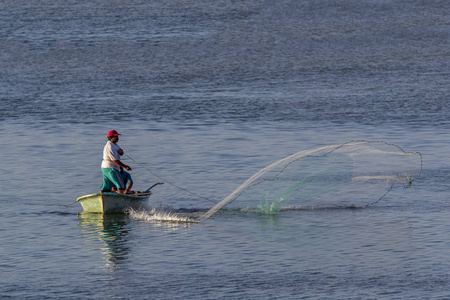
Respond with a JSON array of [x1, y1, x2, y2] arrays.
[[199, 141, 422, 221]]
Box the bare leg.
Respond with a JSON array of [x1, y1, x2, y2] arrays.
[[125, 182, 134, 194]]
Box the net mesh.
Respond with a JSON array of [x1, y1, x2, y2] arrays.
[[199, 141, 422, 222]]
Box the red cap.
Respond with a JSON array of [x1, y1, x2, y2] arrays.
[[107, 130, 121, 137]]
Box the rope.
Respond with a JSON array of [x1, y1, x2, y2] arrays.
[[124, 153, 218, 204], [65, 201, 78, 208]]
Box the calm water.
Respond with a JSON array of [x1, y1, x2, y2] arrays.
[[1, 0, 450, 299]]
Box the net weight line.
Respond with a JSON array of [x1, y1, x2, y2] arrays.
[[124, 153, 218, 204]]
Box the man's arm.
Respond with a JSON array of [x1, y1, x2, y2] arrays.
[[114, 148, 131, 170], [113, 159, 132, 171]]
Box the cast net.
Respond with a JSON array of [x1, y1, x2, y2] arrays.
[[198, 141, 422, 222]]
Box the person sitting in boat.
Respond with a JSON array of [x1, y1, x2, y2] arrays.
[[100, 130, 134, 194], [119, 164, 134, 193], [110, 166, 134, 194]]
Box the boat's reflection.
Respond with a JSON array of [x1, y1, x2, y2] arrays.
[[78, 212, 131, 269], [78, 210, 196, 269]]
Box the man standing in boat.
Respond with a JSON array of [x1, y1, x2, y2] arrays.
[[100, 130, 134, 194]]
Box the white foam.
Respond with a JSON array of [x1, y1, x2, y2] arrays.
[[126, 207, 198, 223]]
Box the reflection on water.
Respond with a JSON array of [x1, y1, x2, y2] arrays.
[[77, 211, 195, 270], [78, 213, 131, 269]]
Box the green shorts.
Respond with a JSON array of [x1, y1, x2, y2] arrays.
[[120, 169, 133, 186], [101, 168, 125, 192]]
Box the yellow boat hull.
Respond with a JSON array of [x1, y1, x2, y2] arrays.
[[76, 192, 151, 213]]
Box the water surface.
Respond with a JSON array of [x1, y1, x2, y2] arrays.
[[1, 0, 450, 298]]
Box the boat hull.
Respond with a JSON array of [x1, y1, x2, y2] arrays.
[[77, 192, 151, 213]]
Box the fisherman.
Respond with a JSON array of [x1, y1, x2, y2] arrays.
[[100, 130, 134, 194]]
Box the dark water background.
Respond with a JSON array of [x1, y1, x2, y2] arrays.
[[1, 0, 450, 299]]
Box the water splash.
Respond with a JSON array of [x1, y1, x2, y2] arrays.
[[125, 207, 199, 223], [199, 141, 422, 222]]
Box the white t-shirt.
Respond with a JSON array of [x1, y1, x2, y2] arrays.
[[101, 141, 121, 169]]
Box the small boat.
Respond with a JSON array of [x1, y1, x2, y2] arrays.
[[77, 192, 152, 213]]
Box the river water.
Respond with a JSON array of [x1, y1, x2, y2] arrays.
[[1, 0, 450, 299]]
